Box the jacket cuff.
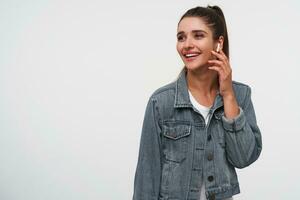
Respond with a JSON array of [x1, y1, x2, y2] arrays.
[[221, 107, 246, 132]]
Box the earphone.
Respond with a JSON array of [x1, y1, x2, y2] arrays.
[[216, 43, 221, 53]]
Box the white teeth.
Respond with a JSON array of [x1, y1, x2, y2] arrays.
[[185, 53, 199, 57]]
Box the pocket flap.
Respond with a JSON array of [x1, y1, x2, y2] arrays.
[[163, 123, 191, 140]]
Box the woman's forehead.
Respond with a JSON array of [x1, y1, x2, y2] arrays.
[[177, 17, 211, 34]]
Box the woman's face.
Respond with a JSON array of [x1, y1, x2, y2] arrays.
[[176, 17, 218, 70]]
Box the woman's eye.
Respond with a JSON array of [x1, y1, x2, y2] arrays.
[[177, 36, 184, 41], [195, 34, 204, 38]]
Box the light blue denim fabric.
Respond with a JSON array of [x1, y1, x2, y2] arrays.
[[132, 69, 262, 200]]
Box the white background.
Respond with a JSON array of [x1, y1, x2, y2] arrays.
[[0, 0, 299, 199]]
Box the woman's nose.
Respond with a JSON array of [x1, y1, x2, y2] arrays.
[[183, 38, 194, 49], [185, 37, 193, 46]]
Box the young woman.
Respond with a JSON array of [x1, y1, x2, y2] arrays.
[[132, 5, 262, 200]]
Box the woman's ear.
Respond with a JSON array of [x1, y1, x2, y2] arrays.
[[218, 36, 224, 51]]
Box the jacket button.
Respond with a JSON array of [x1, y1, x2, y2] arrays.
[[207, 135, 212, 141], [209, 194, 215, 200], [208, 175, 214, 182], [207, 153, 214, 161]]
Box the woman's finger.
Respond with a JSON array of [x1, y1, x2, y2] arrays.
[[208, 59, 228, 73], [207, 59, 223, 67], [218, 49, 229, 61], [219, 49, 230, 62], [211, 50, 227, 61], [208, 66, 223, 75]]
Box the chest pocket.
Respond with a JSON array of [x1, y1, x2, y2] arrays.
[[162, 121, 191, 163]]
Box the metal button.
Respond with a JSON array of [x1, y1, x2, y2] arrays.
[[209, 193, 215, 200], [208, 175, 214, 182], [207, 153, 214, 161], [207, 134, 212, 141]]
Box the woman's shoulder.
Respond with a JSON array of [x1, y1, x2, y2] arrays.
[[232, 80, 252, 93], [232, 80, 252, 107], [149, 80, 177, 100], [232, 80, 251, 89]]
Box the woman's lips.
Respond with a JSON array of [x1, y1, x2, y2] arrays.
[[184, 54, 200, 62]]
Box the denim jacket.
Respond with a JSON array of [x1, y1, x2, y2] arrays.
[[133, 69, 262, 200]]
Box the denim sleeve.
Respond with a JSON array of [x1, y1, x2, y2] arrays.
[[221, 86, 263, 169], [132, 97, 162, 200]]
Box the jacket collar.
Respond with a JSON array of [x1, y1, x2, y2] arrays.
[[174, 68, 224, 110]]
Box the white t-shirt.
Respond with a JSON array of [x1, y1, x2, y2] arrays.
[[188, 90, 233, 200]]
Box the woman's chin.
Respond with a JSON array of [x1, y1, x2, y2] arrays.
[[185, 62, 208, 71]]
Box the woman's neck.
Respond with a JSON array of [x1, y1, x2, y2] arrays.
[[186, 67, 219, 106]]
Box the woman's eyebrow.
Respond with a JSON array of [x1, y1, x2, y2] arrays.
[[177, 30, 208, 36]]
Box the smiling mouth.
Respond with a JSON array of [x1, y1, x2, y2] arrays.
[[184, 53, 200, 61], [184, 53, 200, 58]]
